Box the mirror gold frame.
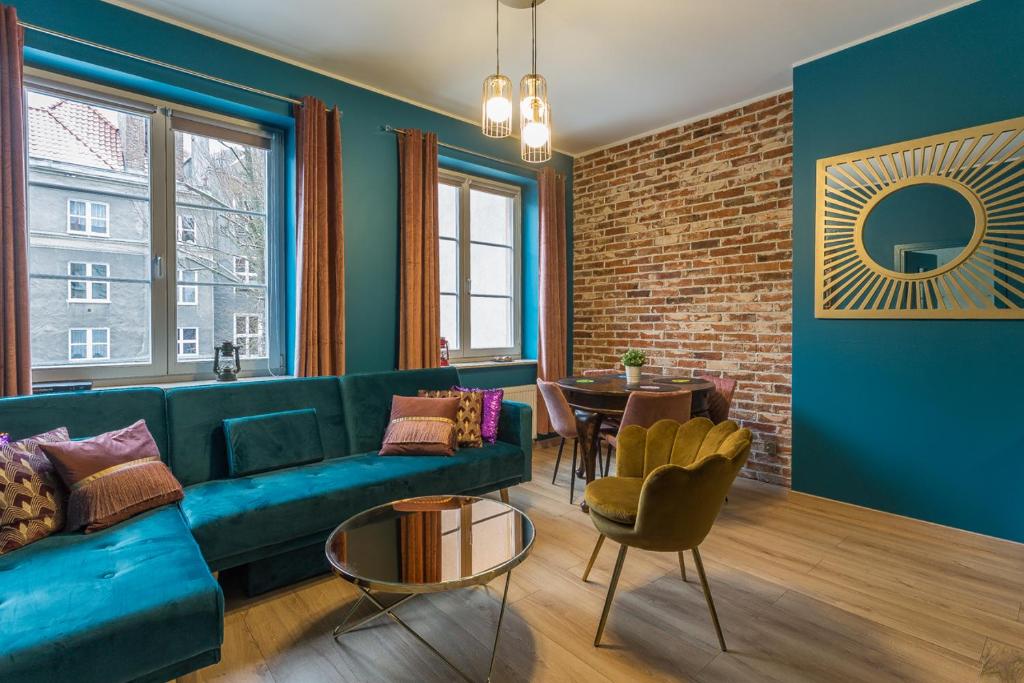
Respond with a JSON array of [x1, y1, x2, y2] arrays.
[[815, 115, 1024, 319]]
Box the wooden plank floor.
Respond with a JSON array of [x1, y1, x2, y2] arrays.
[[196, 440, 1024, 682]]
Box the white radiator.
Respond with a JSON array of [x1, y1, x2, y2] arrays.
[[501, 384, 538, 438]]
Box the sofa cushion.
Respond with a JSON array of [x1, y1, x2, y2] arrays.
[[181, 441, 523, 568], [0, 505, 222, 683], [0, 388, 169, 461], [224, 408, 325, 477], [166, 377, 347, 486], [341, 367, 461, 453]]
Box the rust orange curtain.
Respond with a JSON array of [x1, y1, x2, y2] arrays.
[[399, 511, 442, 583], [0, 5, 29, 397], [537, 168, 568, 434], [295, 96, 345, 376], [397, 130, 440, 370]]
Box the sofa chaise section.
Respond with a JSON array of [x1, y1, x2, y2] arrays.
[[0, 505, 222, 683]]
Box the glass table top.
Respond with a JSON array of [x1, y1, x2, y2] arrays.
[[325, 496, 535, 592]]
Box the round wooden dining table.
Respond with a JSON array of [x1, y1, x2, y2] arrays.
[[555, 373, 716, 512]]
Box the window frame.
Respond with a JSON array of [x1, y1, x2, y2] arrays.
[[234, 313, 264, 360], [176, 326, 199, 358], [438, 169, 522, 361], [67, 261, 111, 303], [68, 327, 110, 362], [66, 199, 110, 236], [27, 70, 286, 385]]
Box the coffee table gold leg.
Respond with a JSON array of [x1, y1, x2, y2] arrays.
[[333, 591, 418, 639], [486, 571, 512, 682], [335, 573, 515, 683]]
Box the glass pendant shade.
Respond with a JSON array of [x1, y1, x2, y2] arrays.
[[520, 73, 551, 163], [481, 74, 513, 138]]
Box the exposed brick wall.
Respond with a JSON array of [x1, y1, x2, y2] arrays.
[[572, 92, 793, 486]]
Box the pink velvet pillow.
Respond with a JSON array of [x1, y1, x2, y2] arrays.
[[41, 420, 183, 533], [454, 385, 503, 443]]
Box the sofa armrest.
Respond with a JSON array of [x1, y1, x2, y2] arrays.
[[497, 400, 533, 483]]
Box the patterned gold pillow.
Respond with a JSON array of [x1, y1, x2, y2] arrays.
[[417, 389, 484, 448], [0, 427, 69, 554]]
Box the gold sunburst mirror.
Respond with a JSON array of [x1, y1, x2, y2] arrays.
[[815, 115, 1024, 318]]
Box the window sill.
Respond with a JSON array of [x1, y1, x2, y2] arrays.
[[100, 374, 295, 390], [450, 358, 537, 370]]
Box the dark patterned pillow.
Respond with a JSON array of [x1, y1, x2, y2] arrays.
[[418, 389, 484, 447], [0, 427, 69, 554]]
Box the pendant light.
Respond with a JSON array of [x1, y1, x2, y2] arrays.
[[520, 0, 551, 163], [481, 0, 512, 137]]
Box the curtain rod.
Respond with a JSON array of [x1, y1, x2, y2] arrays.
[[19, 21, 303, 106], [382, 124, 542, 173]]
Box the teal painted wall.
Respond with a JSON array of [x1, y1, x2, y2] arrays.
[[792, 0, 1024, 542], [12, 0, 573, 388]]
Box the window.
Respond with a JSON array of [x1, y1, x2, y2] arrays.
[[177, 327, 199, 357], [177, 269, 198, 305], [67, 262, 110, 303], [68, 328, 109, 361], [233, 256, 257, 286], [67, 199, 109, 236], [26, 75, 284, 380], [438, 170, 521, 359], [234, 314, 264, 359], [176, 215, 196, 244]]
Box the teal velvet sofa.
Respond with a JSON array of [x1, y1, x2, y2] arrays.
[[0, 367, 532, 683]]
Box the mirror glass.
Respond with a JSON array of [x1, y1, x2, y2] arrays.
[[862, 184, 975, 274]]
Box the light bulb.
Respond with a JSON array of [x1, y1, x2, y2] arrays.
[[522, 121, 550, 148], [485, 96, 512, 123]]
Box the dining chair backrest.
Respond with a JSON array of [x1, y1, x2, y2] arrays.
[[620, 391, 692, 431], [537, 379, 578, 438], [582, 369, 620, 376], [696, 374, 737, 424]]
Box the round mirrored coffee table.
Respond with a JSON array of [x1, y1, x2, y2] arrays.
[[325, 495, 535, 683]]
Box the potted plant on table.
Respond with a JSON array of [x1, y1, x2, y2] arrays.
[[620, 348, 647, 384]]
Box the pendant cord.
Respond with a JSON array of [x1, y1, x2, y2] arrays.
[[531, 1, 537, 74], [495, 0, 501, 74]]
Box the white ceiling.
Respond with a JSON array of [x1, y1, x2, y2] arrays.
[[106, 0, 972, 155]]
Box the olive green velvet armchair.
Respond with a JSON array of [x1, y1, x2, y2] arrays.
[[582, 417, 752, 651]]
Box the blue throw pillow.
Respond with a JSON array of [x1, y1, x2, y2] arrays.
[[223, 408, 325, 477]]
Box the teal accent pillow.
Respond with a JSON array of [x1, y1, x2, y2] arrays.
[[223, 409, 324, 477]]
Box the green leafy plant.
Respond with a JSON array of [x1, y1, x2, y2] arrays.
[[620, 348, 647, 367]]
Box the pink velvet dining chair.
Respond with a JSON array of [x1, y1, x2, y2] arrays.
[[696, 374, 738, 424], [537, 379, 582, 503], [600, 390, 693, 476]]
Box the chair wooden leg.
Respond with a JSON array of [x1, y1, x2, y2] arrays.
[[581, 534, 605, 582], [569, 438, 579, 504], [677, 551, 687, 582], [551, 437, 566, 484], [499, 488, 510, 504], [603, 442, 613, 477], [691, 547, 727, 652], [594, 544, 628, 647]]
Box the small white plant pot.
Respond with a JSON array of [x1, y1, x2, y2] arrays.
[[625, 366, 642, 384]]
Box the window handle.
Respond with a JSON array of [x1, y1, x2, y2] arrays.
[[153, 255, 164, 280]]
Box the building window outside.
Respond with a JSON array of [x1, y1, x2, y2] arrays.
[[438, 170, 521, 360], [67, 199, 109, 236], [67, 262, 110, 302], [177, 269, 198, 305], [68, 328, 109, 361], [177, 215, 196, 244], [177, 327, 199, 357], [26, 75, 284, 380], [234, 314, 263, 359]]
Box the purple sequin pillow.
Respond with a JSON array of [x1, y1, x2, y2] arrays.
[[454, 386, 503, 443]]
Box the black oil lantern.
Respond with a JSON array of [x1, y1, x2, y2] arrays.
[[213, 340, 241, 381]]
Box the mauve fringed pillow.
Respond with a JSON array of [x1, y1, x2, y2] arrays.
[[41, 420, 183, 533], [380, 395, 460, 456]]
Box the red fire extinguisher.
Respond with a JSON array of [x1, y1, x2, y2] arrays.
[[439, 337, 450, 366]]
